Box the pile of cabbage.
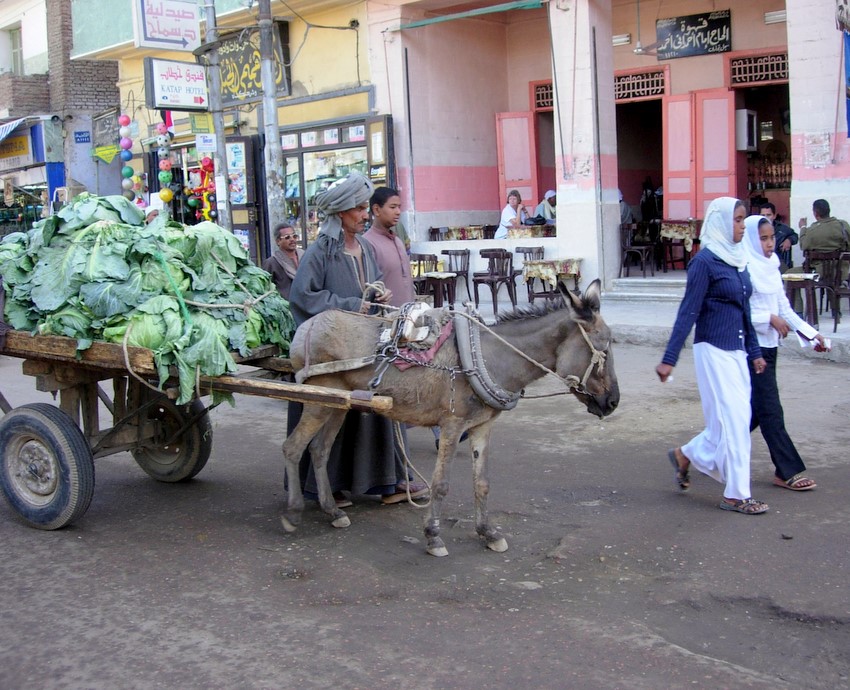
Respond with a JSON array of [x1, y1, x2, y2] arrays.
[[0, 194, 294, 404]]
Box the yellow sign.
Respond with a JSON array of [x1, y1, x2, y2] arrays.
[[0, 135, 30, 159], [93, 145, 121, 164], [190, 113, 214, 133]]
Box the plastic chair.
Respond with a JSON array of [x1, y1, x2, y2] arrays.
[[473, 249, 517, 315], [440, 249, 470, 300], [619, 223, 655, 277]]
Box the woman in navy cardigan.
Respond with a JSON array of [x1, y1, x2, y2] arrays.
[[655, 197, 769, 515]]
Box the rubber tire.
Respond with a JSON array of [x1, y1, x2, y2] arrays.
[[0, 403, 95, 530], [131, 398, 213, 482]]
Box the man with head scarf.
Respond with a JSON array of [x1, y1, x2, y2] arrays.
[[535, 190, 557, 222], [287, 172, 426, 506], [289, 172, 392, 325], [656, 197, 769, 515]]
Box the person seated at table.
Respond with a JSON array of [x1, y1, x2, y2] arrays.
[[495, 189, 528, 239], [535, 190, 556, 223], [619, 189, 635, 225], [798, 198, 850, 276]]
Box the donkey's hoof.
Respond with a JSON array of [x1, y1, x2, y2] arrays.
[[280, 514, 299, 533], [331, 514, 351, 528], [487, 537, 509, 553], [426, 536, 448, 557]]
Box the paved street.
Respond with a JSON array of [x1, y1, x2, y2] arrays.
[[1, 339, 848, 689]]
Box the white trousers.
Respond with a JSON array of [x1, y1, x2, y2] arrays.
[[682, 343, 752, 500]]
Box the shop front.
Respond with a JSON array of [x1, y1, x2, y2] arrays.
[[0, 118, 56, 235]]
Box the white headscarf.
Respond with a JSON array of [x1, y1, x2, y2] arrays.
[[314, 172, 374, 242], [699, 196, 748, 271], [743, 214, 783, 295]]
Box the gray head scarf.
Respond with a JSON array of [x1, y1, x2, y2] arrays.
[[315, 172, 374, 242]]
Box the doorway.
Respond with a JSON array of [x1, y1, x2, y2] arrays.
[[616, 98, 662, 219]]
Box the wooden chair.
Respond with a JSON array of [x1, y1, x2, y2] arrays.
[[410, 253, 438, 297], [482, 224, 498, 240], [513, 246, 549, 300], [619, 223, 655, 277], [440, 249, 470, 300], [473, 249, 517, 315], [803, 250, 850, 332]]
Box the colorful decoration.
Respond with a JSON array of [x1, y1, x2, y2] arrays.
[[118, 113, 131, 127], [159, 188, 174, 203]]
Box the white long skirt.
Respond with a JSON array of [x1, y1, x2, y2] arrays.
[[681, 342, 752, 500]]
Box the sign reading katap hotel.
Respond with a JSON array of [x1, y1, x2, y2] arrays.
[[144, 58, 209, 112], [133, 0, 201, 52]]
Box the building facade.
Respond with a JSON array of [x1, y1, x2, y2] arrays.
[[68, 0, 850, 289]]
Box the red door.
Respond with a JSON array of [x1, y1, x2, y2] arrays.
[[662, 93, 695, 219], [694, 88, 736, 217], [496, 111, 538, 207]]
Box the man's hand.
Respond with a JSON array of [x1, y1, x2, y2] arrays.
[[374, 289, 393, 304], [779, 239, 791, 252], [769, 314, 790, 337]]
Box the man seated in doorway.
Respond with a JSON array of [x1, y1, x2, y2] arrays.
[[535, 189, 556, 223], [262, 222, 303, 300], [760, 202, 797, 270]]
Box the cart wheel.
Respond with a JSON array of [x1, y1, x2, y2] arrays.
[[132, 399, 212, 482], [0, 403, 95, 530]]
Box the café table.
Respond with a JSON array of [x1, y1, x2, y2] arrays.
[[522, 258, 582, 296], [659, 219, 701, 272], [782, 272, 820, 328]]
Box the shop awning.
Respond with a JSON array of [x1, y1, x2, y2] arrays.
[[0, 117, 27, 145], [398, 0, 545, 31]]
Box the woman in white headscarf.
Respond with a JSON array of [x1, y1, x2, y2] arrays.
[[743, 214, 828, 491], [656, 197, 769, 515], [288, 172, 427, 506]]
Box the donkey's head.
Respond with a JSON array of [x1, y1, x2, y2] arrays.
[[555, 279, 619, 418]]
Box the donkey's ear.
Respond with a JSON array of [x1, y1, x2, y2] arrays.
[[583, 279, 602, 312]]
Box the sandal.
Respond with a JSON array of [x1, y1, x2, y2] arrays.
[[719, 498, 769, 515], [667, 448, 690, 491], [773, 474, 817, 491]]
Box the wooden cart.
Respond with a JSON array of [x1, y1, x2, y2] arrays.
[[0, 331, 392, 530]]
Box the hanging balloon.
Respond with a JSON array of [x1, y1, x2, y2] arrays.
[[122, 190, 136, 200], [158, 170, 173, 185], [207, 193, 216, 204], [183, 187, 192, 196], [118, 113, 131, 127], [159, 188, 174, 203], [208, 210, 218, 220], [121, 165, 134, 178], [156, 122, 169, 135], [120, 149, 133, 162], [157, 147, 170, 158], [187, 197, 199, 208], [156, 134, 170, 147], [119, 137, 133, 150], [121, 178, 134, 191], [158, 159, 172, 171], [119, 126, 131, 138]]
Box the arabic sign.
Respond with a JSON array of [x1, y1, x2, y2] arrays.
[[144, 58, 209, 112], [92, 108, 119, 148], [655, 10, 731, 61], [0, 134, 33, 172], [220, 22, 291, 107], [133, 0, 201, 52]]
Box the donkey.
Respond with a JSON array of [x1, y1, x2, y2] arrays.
[[280, 280, 619, 557]]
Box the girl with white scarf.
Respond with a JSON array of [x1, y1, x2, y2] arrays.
[[743, 214, 828, 491], [656, 197, 769, 515]]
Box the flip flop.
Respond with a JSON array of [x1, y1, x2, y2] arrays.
[[719, 498, 769, 515], [667, 448, 690, 491], [773, 474, 817, 491]]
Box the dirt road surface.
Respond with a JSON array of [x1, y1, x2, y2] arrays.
[[1, 343, 848, 689]]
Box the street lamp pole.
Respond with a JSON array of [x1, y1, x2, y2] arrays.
[[258, 0, 286, 239], [202, 0, 231, 231]]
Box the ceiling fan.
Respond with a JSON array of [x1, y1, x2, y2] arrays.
[[633, 0, 660, 56]]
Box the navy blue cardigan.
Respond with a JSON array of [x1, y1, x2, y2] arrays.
[[662, 249, 762, 367]]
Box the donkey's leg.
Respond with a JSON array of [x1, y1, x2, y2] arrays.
[[424, 419, 464, 557], [307, 408, 350, 529], [280, 404, 334, 532], [470, 421, 507, 553]]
